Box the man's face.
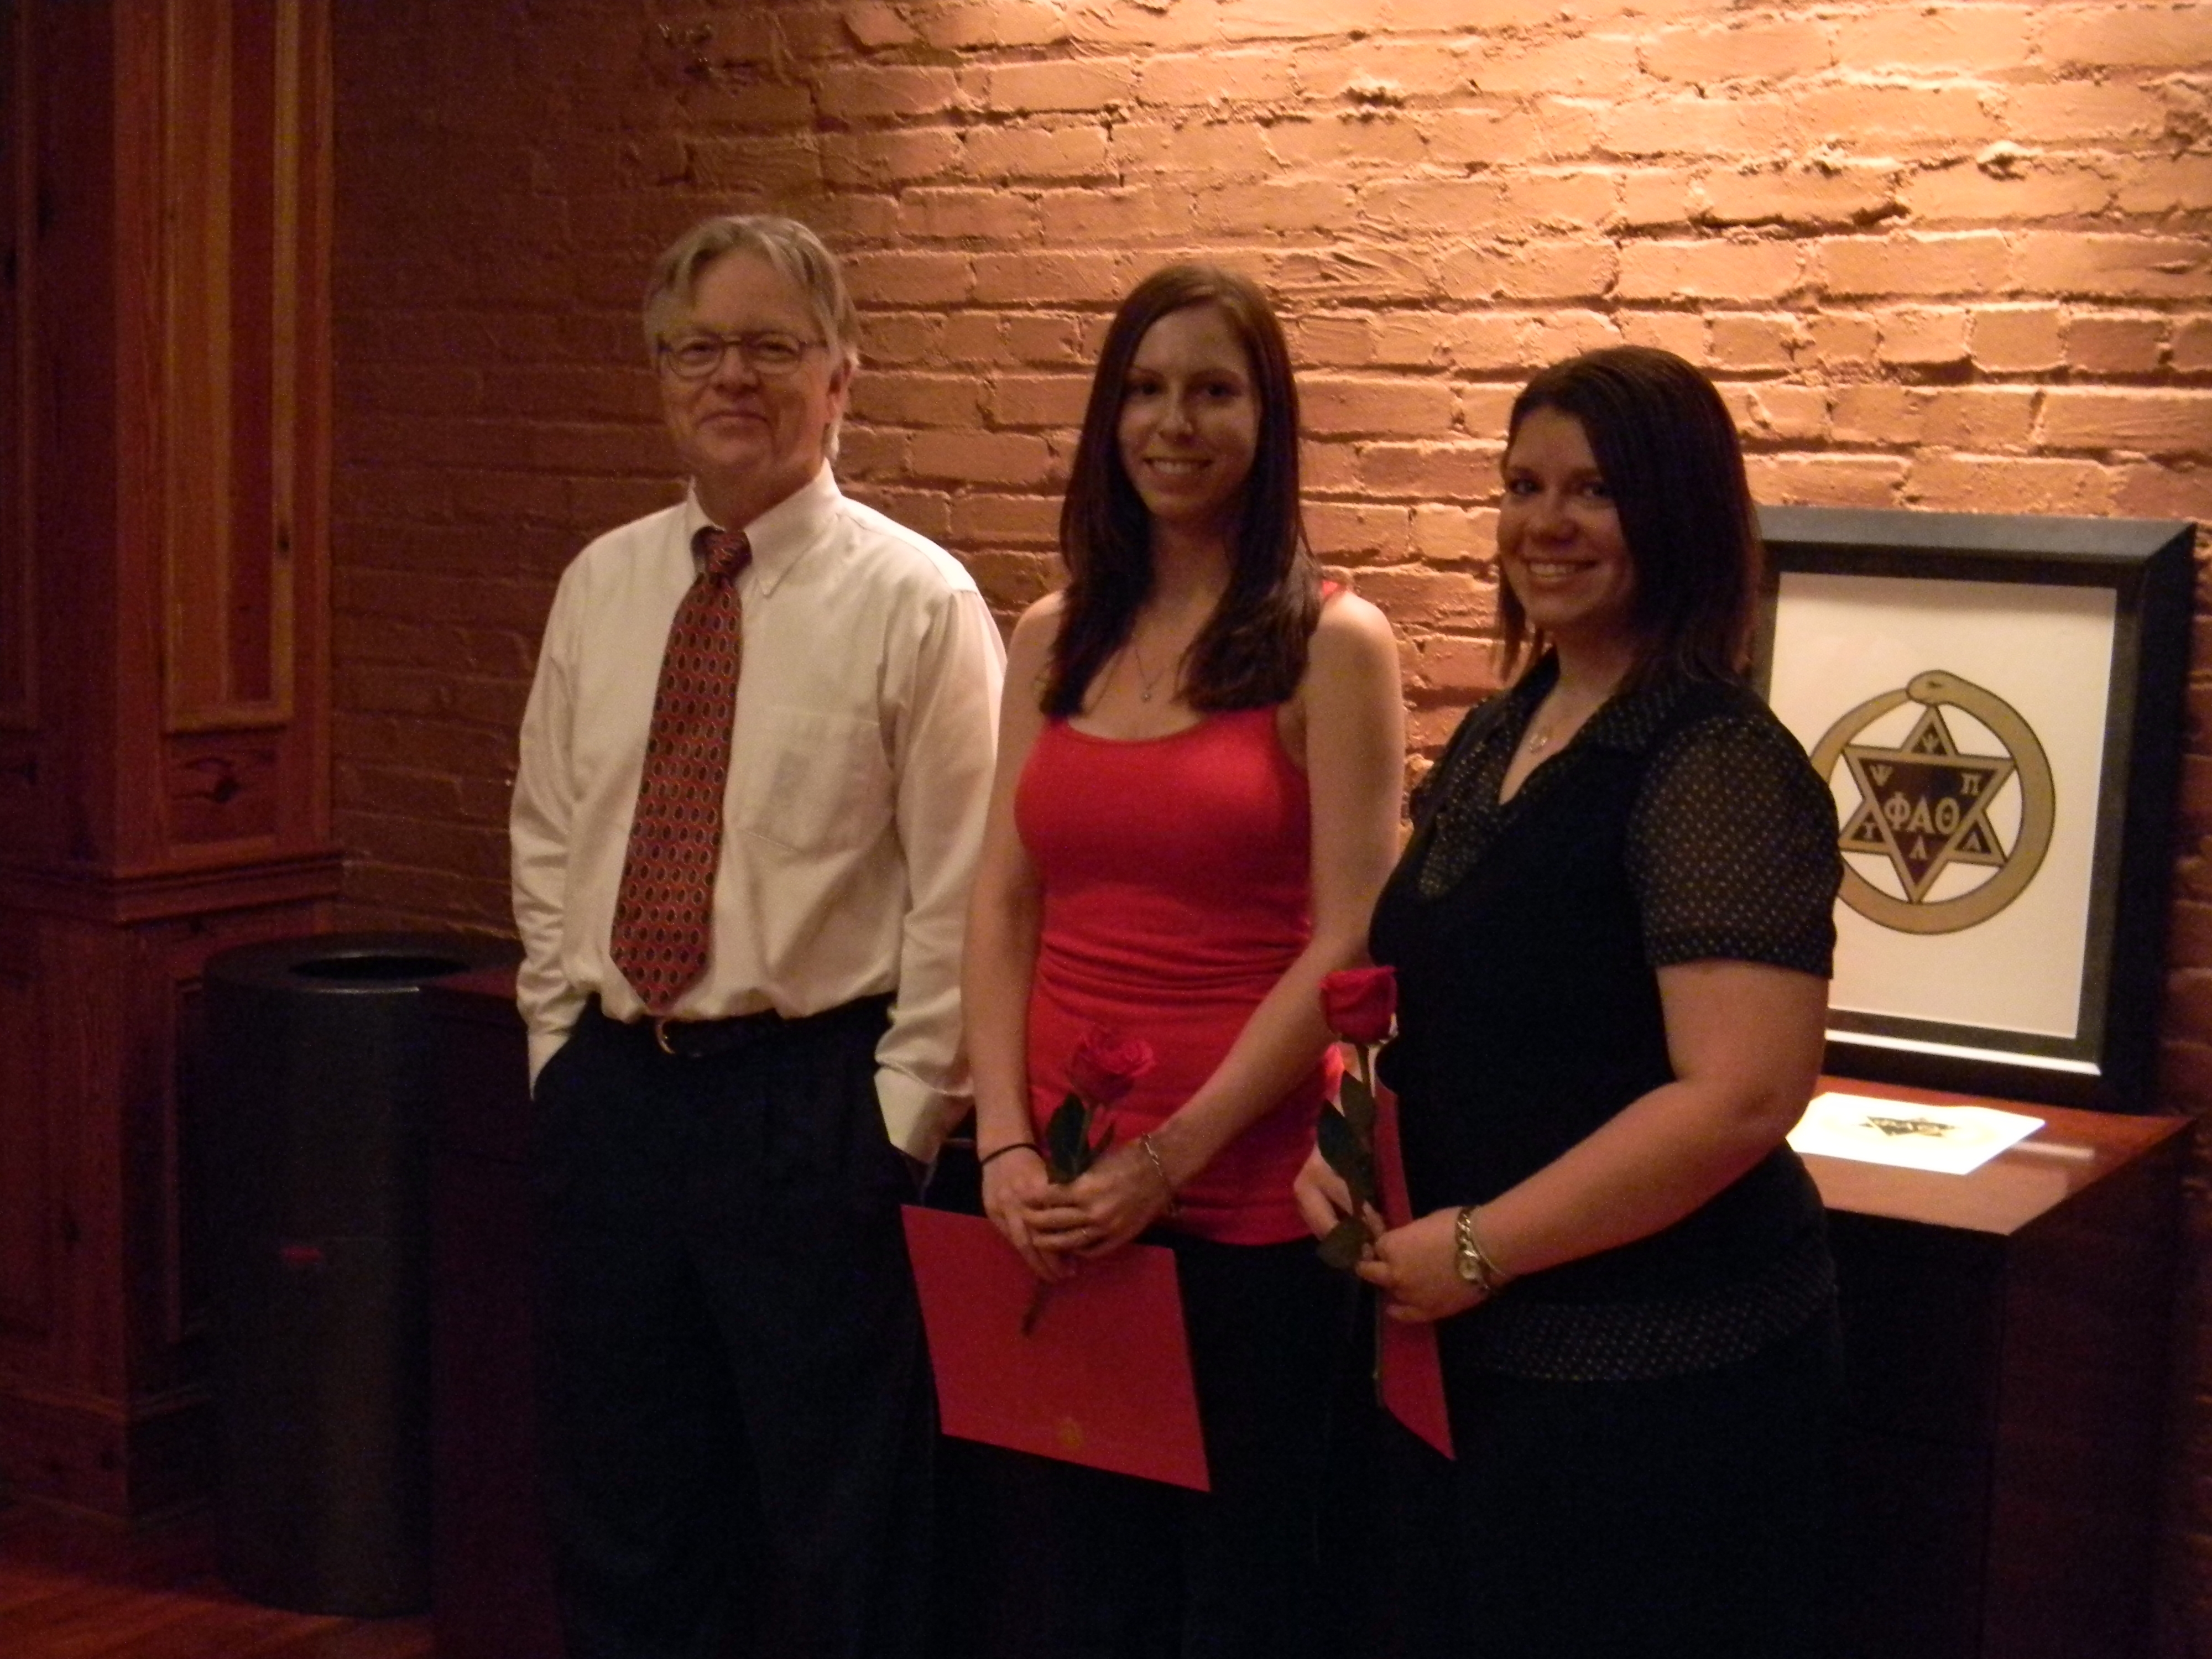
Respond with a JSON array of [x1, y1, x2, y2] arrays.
[[658, 251, 850, 524]]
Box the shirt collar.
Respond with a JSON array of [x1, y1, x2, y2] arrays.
[[681, 462, 841, 597]]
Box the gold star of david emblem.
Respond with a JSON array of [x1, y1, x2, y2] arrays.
[[1808, 670, 2056, 936], [1838, 706, 2016, 902]]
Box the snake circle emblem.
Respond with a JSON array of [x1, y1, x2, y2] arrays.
[[1807, 671, 2054, 936]]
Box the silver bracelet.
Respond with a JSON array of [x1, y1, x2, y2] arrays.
[[1453, 1205, 1512, 1299], [1138, 1132, 1179, 1217]]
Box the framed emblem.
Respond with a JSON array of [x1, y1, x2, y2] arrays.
[[1754, 505, 2195, 1113]]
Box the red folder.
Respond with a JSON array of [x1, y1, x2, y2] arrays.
[[1371, 1079, 1455, 1460], [901, 1207, 1211, 1491]]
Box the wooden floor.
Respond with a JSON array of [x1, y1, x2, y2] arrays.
[[0, 1504, 434, 1659]]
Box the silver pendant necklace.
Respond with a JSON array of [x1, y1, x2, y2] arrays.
[[1129, 635, 1176, 703]]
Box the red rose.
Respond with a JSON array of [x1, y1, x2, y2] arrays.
[[1321, 967, 1397, 1046], [1067, 1024, 1155, 1107]]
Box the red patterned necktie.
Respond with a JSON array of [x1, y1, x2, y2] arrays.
[[609, 526, 752, 1013]]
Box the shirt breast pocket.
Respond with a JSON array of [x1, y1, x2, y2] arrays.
[[734, 706, 895, 855]]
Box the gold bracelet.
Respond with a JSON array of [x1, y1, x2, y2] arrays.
[[1453, 1206, 1512, 1299], [1138, 1132, 1179, 1217]]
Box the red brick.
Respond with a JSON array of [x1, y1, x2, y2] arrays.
[[908, 429, 1055, 486], [2041, 6, 2212, 68], [2113, 462, 2212, 520], [1816, 232, 2010, 298], [1063, 0, 1217, 48], [1620, 167, 1693, 229], [973, 59, 1136, 115], [1530, 309, 1629, 365], [2004, 84, 2167, 143], [1407, 634, 1508, 697], [1922, 388, 2038, 450], [950, 493, 1061, 547], [817, 65, 961, 122], [972, 250, 1130, 304], [1038, 185, 1191, 244], [1601, 96, 1793, 159], [1734, 384, 1828, 444], [847, 372, 987, 429], [1709, 314, 1799, 372], [2067, 314, 2171, 375], [1354, 567, 1496, 630], [1006, 314, 1086, 365], [1264, 241, 1433, 304], [1745, 454, 1909, 507], [1458, 386, 1520, 441], [2177, 318, 2212, 374], [2117, 159, 2212, 216], [1414, 503, 1497, 565], [1878, 308, 1973, 366], [1906, 159, 2114, 223], [821, 127, 964, 186], [1357, 442, 1496, 501], [1641, 18, 1832, 85], [1696, 164, 1901, 231], [1832, 384, 1923, 446], [848, 485, 952, 542], [1442, 239, 1619, 302], [1295, 314, 1379, 368], [990, 374, 1092, 428], [942, 312, 1010, 364], [1498, 171, 1620, 232], [1618, 239, 1804, 304], [1428, 103, 1603, 168], [1199, 179, 1358, 234], [1619, 312, 1708, 361], [1832, 7, 2035, 71], [963, 123, 1110, 182], [1798, 85, 2002, 150], [1407, 703, 1479, 755], [1302, 440, 1360, 494], [895, 187, 1041, 243], [1113, 120, 1277, 181], [2016, 233, 2212, 300], [1306, 502, 1415, 564], [1219, 0, 1363, 41], [1907, 455, 2115, 514], [1303, 376, 1457, 439], [1360, 178, 1509, 236], [1266, 112, 1428, 174], [1468, 33, 1641, 96], [1138, 52, 1297, 107], [912, 0, 1067, 49], [842, 3, 917, 49], [2039, 390, 2212, 455], [846, 249, 974, 306], [1440, 313, 1530, 371], [1972, 306, 2065, 372], [860, 312, 946, 367]]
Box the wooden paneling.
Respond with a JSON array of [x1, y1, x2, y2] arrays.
[[0, 0, 337, 1521]]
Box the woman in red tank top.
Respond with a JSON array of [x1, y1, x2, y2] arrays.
[[963, 264, 1404, 1656]]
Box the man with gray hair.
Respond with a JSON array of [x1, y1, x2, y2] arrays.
[[510, 213, 1003, 1657]]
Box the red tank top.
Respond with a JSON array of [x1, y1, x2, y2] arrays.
[[1014, 705, 1326, 1244]]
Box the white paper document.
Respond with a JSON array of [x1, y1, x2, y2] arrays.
[[1787, 1092, 2046, 1176]]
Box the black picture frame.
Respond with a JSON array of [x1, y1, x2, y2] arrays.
[[1753, 504, 2195, 1114]]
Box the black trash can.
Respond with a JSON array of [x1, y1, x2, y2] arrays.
[[203, 930, 515, 1616]]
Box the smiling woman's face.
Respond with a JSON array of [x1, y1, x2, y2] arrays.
[[659, 251, 849, 526], [1496, 405, 1638, 654], [1115, 302, 1261, 536]]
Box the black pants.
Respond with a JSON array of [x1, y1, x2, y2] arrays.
[[987, 1232, 1355, 1659], [1417, 1309, 1843, 1659], [530, 998, 934, 1659]]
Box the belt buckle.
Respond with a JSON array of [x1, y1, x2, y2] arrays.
[[652, 1016, 682, 1057]]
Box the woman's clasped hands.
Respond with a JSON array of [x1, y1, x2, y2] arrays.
[[983, 1136, 1180, 1284]]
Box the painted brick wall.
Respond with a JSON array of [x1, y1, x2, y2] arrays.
[[330, 0, 2212, 1640]]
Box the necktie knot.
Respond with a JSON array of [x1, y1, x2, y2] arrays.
[[697, 527, 752, 585]]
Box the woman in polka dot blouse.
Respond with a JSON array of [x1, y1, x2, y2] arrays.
[[1297, 346, 1844, 1658]]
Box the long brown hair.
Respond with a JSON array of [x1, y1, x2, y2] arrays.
[[1498, 346, 1762, 687], [1042, 264, 1320, 717]]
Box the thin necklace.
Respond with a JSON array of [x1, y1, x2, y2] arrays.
[[1128, 633, 1178, 703]]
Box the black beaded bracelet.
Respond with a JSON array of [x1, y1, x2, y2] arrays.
[[978, 1141, 1042, 1170]]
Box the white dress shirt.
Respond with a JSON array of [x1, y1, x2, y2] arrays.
[[511, 464, 1005, 1158]]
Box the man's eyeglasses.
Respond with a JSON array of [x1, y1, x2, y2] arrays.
[[657, 331, 825, 380]]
